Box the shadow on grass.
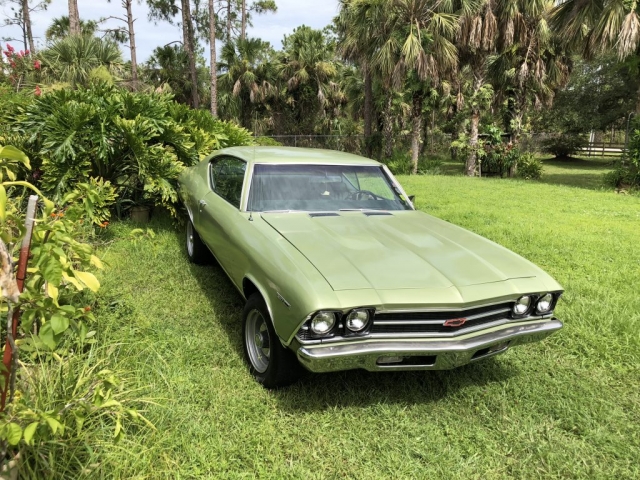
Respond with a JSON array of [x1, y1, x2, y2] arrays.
[[539, 156, 615, 190], [172, 225, 520, 408]]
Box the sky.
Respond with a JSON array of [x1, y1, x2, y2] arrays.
[[1, 0, 340, 63]]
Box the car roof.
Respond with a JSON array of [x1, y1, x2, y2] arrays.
[[214, 146, 382, 166]]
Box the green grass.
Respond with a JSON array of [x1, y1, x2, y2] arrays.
[[539, 156, 616, 190], [91, 165, 640, 478]]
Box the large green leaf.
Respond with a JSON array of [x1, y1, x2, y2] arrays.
[[0, 146, 31, 169], [50, 313, 70, 335]]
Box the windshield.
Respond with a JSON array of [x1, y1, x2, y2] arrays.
[[248, 164, 411, 212]]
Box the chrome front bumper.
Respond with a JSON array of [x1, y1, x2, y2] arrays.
[[296, 319, 563, 373]]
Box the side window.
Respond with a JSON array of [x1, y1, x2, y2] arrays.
[[210, 157, 247, 208]]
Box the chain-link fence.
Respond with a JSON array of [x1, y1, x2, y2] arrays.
[[257, 133, 454, 159], [257, 132, 626, 159]]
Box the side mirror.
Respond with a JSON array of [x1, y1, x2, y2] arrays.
[[408, 195, 416, 204]]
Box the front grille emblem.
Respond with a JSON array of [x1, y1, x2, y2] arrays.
[[443, 318, 467, 327]]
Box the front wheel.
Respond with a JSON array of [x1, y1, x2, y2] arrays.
[[242, 293, 304, 388]]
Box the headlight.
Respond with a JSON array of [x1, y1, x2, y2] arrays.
[[536, 293, 554, 313], [513, 295, 532, 316], [310, 311, 336, 335], [346, 309, 370, 332]]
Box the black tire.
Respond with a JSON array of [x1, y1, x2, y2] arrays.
[[186, 218, 211, 265], [242, 293, 304, 388]]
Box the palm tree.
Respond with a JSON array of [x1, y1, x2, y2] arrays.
[[551, 0, 640, 112], [488, 0, 571, 144], [218, 37, 276, 129], [279, 26, 342, 135], [41, 35, 123, 87], [456, 0, 500, 176], [372, 0, 458, 173], [45, 16, 98, 41], [337, 0, 388, 157]]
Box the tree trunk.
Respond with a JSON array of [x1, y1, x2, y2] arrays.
[[466, 108, 480, 176], [363, 65, 373, 158], [410, 93, 423, 175], [209, 0, 218, 117], [465, 75, 483, 177], [226, 0, 232, 40], [124, 0, 138, 88], [68, 0, 80, 36], [181, 0, 199, 108], [22, 0, 35, 52], [383, 90, 393, 158], [241, 0, 246, 40]]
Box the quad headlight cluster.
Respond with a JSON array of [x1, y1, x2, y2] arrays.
[[512, 293, 558, 317], [306, 308, 372, 338]]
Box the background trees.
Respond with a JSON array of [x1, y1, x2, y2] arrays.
[[1, 0, 639, 179]]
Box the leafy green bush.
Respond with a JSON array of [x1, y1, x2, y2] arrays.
[[540, 134, 587, 158], [606, 121, 640, 190], [255, 136, 283, 146], [386, 151, 412, 175], [516, 153, 544, 180], [7, 84, 253, 216], [1, 146, 149, 475]]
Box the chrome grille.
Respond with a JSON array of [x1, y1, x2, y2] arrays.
[[371, 303, 513, 336]]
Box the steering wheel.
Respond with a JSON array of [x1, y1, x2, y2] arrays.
[[346, 190, 386, 201]]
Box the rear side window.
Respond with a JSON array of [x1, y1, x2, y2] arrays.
[[210, 157, 246, 208]]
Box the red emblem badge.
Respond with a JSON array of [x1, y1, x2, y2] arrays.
[[443, 318, 467, 327]]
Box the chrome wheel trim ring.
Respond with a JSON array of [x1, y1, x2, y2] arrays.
[[245, 309, 270, 374], [187, 221, 194, 257]]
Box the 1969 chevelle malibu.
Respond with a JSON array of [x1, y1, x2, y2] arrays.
[[179, 146, 563, 388]]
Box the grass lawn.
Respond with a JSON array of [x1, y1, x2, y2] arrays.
[[93, 160, 639, 479]]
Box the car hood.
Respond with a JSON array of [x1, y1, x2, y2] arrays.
[[261, 211, 547, 292]]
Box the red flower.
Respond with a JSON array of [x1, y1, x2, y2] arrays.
[[33, 59, 41, 70], [19, 50, 24, 57], [10, 61, 16, 68], [25, 49, 30, 55], [6, 44, 14, 53], [35, 85, 42, 96], [84, 306, 91, 312]]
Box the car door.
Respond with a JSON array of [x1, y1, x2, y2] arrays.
[[199, 156, 249, 288]]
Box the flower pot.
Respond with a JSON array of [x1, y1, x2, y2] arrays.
[[130, 205, 151, 223]]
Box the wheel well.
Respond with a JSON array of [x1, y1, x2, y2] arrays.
[[242, 278, 261, 301]]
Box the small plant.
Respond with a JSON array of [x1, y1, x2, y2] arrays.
[[540, 134, 587, 158], [418, 158, 444, 175], [255, 136, 283, 147], [386, 151, 413, 175], [1, 145, 150, 475], [517, 153, 544, 180]]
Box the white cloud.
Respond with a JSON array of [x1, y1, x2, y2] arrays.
[[1, 0, 338, 63]]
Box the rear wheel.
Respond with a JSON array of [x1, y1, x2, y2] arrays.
[[186, 218, 211, 264], [242, 293, 304, 388]]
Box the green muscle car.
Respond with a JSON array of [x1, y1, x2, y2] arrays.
[[179, 146, 563, 388]]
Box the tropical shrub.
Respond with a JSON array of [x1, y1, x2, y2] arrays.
[[540, 134, 587, 158], [8, 84, 253, 216], [386, 151, 413, 175], [255, 136, 283, 146], [606, 119, 640, 190], [516, 153, 544, 180], [0, 145, 149, 476]]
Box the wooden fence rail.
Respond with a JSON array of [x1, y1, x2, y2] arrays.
[[580, 143, 626, 157]]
